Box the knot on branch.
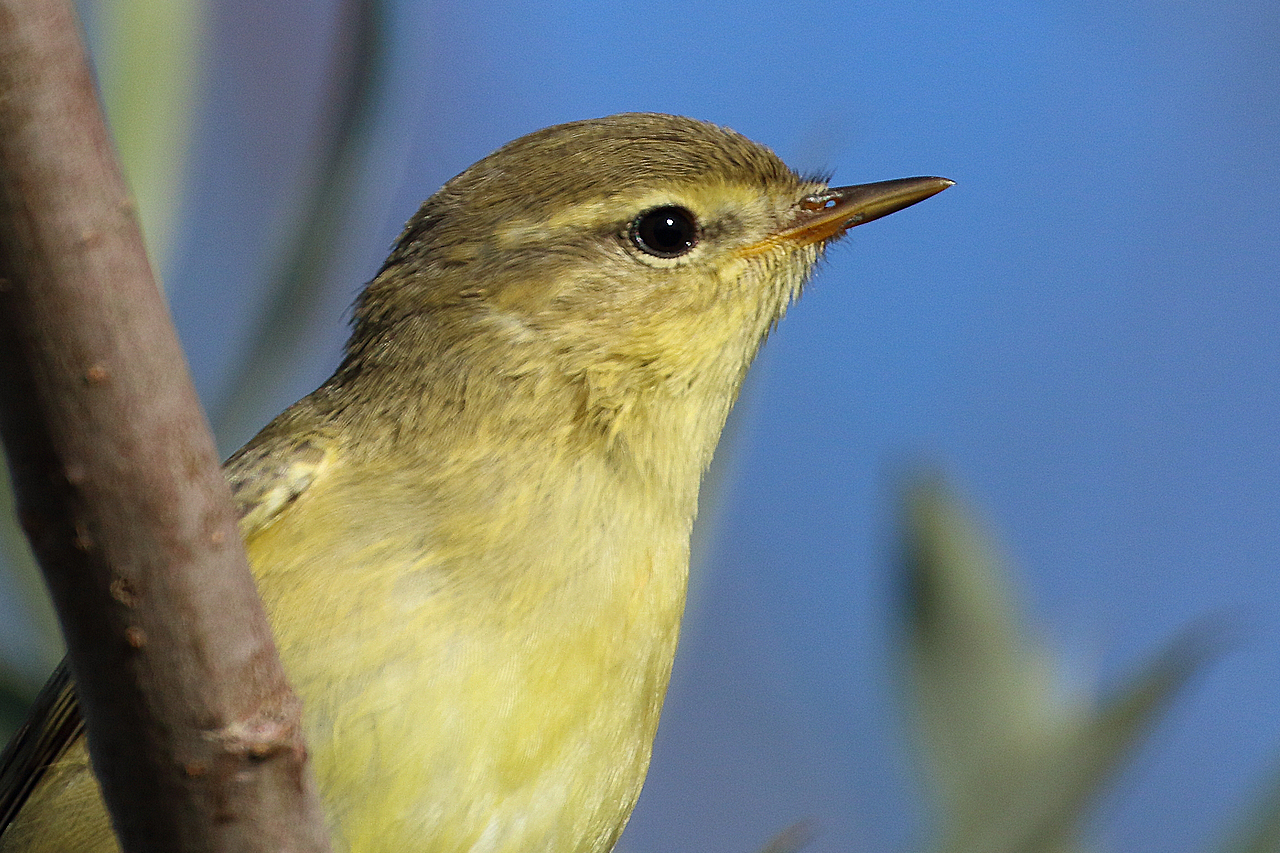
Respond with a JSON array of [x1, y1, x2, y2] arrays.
[[187, 693, 309, 783]]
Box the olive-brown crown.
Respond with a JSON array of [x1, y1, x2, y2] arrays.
[[347, 114, 824, 382]]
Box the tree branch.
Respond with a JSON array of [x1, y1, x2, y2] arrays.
[[0, 2, 331, 850]]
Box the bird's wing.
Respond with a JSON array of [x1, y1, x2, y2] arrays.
[[0, 663, 81, 837], [225, 430, 333, 540], [0, 427, 332, 839]]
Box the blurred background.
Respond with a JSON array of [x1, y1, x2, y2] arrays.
[[2, 1, 1278, 851]]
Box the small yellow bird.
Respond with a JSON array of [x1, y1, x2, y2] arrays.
[[0, 113, 949, 852]]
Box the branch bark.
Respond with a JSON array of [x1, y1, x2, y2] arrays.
[[0, 2, 331, 851]]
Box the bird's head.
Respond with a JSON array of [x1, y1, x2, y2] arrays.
[[341, 114, 949, 461]]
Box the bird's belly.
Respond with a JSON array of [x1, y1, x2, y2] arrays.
[[283, 611, 676, 853], [255, 532, 687, 853]]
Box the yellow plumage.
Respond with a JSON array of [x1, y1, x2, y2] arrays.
[[0, 114, 948, 852]]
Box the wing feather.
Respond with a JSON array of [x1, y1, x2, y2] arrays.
[[0, 426, 333, 839]]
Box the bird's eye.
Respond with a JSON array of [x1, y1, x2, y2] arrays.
[[629, 206, 699, 258]]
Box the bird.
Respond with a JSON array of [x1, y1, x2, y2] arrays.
[[0, 113, 950, 852]]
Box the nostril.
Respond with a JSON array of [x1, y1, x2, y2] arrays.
[[800, 194, 838, 212]]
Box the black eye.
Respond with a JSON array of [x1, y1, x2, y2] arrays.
[[630, 206, 699, 258]]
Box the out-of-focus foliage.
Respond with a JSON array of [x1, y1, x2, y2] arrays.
[[92, 0, 205, 275], [0, 448, 59, 741], [897, 480, 1279, 853], [210, 0, 389, 448], [1214, 760, 1280, 853]]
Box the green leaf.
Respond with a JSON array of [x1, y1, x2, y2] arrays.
[[899, 477, 1206, 853]]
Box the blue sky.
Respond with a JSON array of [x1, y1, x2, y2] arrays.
[[9, 1, 1280, 851]]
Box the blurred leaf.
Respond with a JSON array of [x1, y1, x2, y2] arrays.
[[900, 477, 1064, 808], [212, 0, 389, 448], [899, 477, 1204, 853], [1212, 759, 1280, 853], [756, 820, 815, 853], [97, 0, 205, 274], [0, 466, 61, 703], [0, 662, 42, 745]]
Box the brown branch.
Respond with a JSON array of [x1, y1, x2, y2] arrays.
[[0, 2, 331, 851]]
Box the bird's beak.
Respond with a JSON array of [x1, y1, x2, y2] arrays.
[[738, 176, 953, 257]]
